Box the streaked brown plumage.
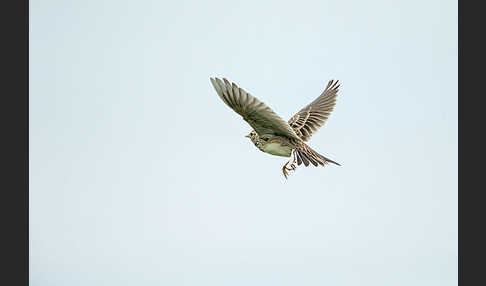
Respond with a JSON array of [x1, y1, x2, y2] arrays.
[[288, 80, 340, 142], [210, 77, 341, 179]]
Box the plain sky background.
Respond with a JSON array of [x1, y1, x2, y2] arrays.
[[30, 0, 457, 285]]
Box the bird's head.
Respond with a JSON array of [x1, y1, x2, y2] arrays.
[[246, 131, 277, 150], [246, 130, 260, 146]]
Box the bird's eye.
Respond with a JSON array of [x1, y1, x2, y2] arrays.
[[263, 138, 269, 141]]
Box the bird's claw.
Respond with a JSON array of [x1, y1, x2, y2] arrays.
[[282, 161, 297, 179], [283, 169, 290, 179], [282, 152, 298, 179]]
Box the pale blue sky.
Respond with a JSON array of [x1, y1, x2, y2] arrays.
[[30, 0, 457, 285]]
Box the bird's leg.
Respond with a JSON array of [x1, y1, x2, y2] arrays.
[[282, 161, 290, 179], [282, 151, 298, 179], [290, 150, 297, 170]]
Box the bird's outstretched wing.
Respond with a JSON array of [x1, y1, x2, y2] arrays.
[[288, 80, 340, 142], [211, 77, 300, 140]]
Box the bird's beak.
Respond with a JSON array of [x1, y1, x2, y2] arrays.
[[245, 134, 250, 138]]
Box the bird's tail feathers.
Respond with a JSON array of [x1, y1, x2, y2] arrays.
[[294, 144, 341, 167]]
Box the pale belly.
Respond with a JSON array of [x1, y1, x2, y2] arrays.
[[262, 142, 292, 157]]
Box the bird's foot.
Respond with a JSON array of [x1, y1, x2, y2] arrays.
[[282, 161, 297, 179]]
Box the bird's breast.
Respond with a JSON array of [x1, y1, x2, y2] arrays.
[[262, 142, 292, 157]]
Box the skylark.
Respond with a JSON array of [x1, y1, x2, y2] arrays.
[[210, 77, 341, 179]]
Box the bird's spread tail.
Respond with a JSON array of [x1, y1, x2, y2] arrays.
[[294, 144, 341, 167]]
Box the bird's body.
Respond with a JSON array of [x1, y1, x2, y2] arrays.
[[210, 77, 341, 178], [262, 141, 293, 157], [247, 131, 293, 157]]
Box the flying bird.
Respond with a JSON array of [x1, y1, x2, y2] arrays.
[[210, 77, 341, 179]]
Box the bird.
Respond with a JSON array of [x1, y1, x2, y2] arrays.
[[210, 77, 341, 179]]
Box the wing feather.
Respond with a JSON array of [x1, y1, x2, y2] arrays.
[[211, 77, 300, 140], [288, 80, 340, 142]]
